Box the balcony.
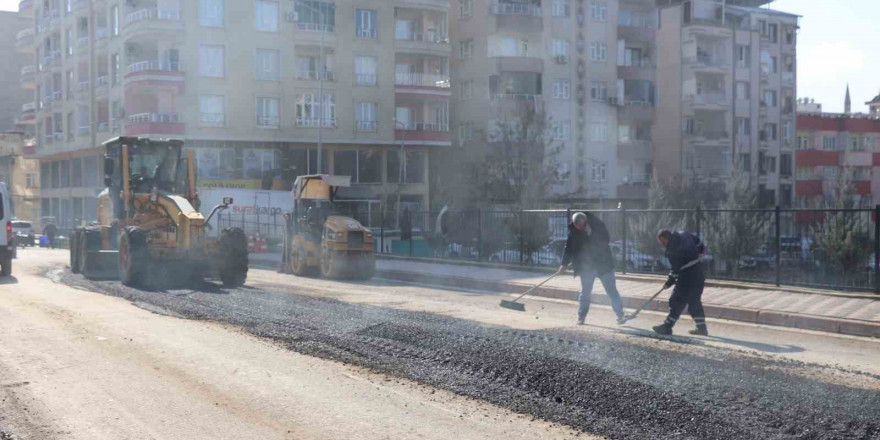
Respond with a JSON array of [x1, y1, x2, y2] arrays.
[[395, 121, 450, 143], [95, 75, 109, 96], [20, 65, 35, 88], [687, 93, 728, 108], [687, 51, 728, 70], [77, 81, 89, 98], [123, 8, 183, 38], [15, 28, 34, 53], [77, 126, 89, 136], [125, 112, 184, 136], [292, 22, 337, 45], [355, 120, 377, 131], [77, 36, 88, 51], [617, 25, 655, 44], [296, 118, 335, 128], [395, 31, 451, 55], [489, 1, 542, 33], [689, 129, 729, 146], [489, 1, 541, 16], [617, 62, 654, 81], [124, 60, 185, 91], [616, 100, 654, 121], [395, 73, 450, 89], [617, 140, 652, 162], [494, 57, 544, 74], [294, 70, 335, 82], [19, 102, 35, 125]]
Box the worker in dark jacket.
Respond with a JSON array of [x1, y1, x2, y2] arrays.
[[559, 212, 626, 325], [653, 229, 708, 336]]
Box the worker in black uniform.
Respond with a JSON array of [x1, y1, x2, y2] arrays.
[[652, 229, 708, 336]]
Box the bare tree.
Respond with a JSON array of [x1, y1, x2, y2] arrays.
[[811, 168, 871, 276]]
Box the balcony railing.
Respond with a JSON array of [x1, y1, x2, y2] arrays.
[[295, 22, 335, 33], [128, 112, 180, 125], [356, 28, 377, 39], [691, 130, 729, 140], [77, 36, 88, 47], [622, 173, 651, 184], [297, 118, 335, 127], [78, 81, 89, 92], [127, 60, 182, 74], [15, 28, 34, 47], [398, 121, 449, 132], [394, 31, 449, 44], [489, 2, 541, 16], [77, 126, 89, 136], [96, 28, 108, 40], [491, 93, 539, 101], [257, 116, 280, 128], [395, 73, 450, 88], [356, 120, 377, 131], [22, 102, 36, 112], [691, 93, 727, 105], [52, 91, 62, 101], [97, 75, 109, 86], [124, 8, 181, 27], [20, 65, 35, 82], [355, 74, 376, 86], [200, 112, 225, 127], [295, 70, 334, 81]]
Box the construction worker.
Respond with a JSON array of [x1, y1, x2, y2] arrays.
[[652, 229, 708, 336], [559, 212, 626, 325]]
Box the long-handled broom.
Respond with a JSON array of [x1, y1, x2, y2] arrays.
[[618, 285, 668, 324], [499, 269, 563, 312]]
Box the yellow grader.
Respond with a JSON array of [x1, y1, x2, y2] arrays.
[[283, 175, 375, 280], [69, 137, 248, 287]]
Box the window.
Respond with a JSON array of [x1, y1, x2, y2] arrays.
[[111, 53, 120, 85], [66, 112, 74, 141], [256, 97, 280, 128], [764, 123, 777, 141], [111, 6, 118, 36], [65, 28, 72, 56], [357, 150, 382, 183], [552, 39, 569, 58], [590, 42, 607, 62], [763, 90, 777, 107], [767, 23, 778, 43], [760, 49, 772, 74], [589, 123, 607, 141], [296, 93, 335, 126], [553, 79, 570, 99], [459, 0, 472, 18], [797, 135, 809, 150], [355, 9, 377, 39], [60, 160, 70, 188], [199, 0, 224, 27], [552, 0, 570, 17], [553, 121, 571, 140], [823, 136, 836, 151], [255, 49, 280, 80], [771, 56, 778, 73], [26, 174, 36, 188], [785, 27, 794, 45], [295, 55, 333, 80], [685, 154, 693, 171], [71, 158, 82, 187], [622, 47, 643, 67], [459, 39, 473, 59], [66, 70, 74, 99], [355, 102, 376, 130], [457, 121, 474, 146], [590, 81, 607, 101], [735, 81, 749, 100], [255, 1, 279, 32], [295, 1, 336, 32], [736, 117, 750, 137], [199, 95, 225, 127], [736, 45, 750, 68], [739, 153, 751, 172], [591, 162, 606, 182], [782, 121, 792, 146], [460, 80, 474, 99], [354, 56, 377, 85], [199, 44, 225, 77], [589, 1, 607, 21], [780, 153, 792, 177]]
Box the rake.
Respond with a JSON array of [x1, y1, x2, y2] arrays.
[[499, 269, 563, 312], [618, 285, 669, 324]]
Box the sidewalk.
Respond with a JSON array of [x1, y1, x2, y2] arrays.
[[250, 253, 880, 338]]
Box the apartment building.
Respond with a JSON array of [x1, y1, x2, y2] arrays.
[[2, 9, 34, 133], [449, 0, 656, 205], [654, 0, 798, 208], [0, 132, 40, 221], [23, 0, 450, 228], [795, 93, 880, 215]]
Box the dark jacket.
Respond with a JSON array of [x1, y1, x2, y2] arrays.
[[665, 231, 705, 279], [561, 213, 615, 275]]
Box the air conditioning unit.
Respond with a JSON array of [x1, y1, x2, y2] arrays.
[[285, 11, 299, 22]]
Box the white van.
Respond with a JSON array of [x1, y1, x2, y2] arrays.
[[0, 183, 12, 276]]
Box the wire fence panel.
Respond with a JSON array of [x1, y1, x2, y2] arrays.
[[370, 206, 880, 294]]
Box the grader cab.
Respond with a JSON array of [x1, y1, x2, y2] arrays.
[[69, 136, 248, 287], [283, 175, 375, 279]]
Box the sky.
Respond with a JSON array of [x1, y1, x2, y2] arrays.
[[0, 0, 876, 113]]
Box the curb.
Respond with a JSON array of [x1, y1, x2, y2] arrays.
[[376, 269, 880, 339], [376, 254, 880, 301]]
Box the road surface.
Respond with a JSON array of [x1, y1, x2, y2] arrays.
[[1, 248, 878, 440]]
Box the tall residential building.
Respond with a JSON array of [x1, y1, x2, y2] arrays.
[[654, 0, 798, 208], [24, 0, 450, 228], [2, 8, 34, 133], [795, 93, 880, 215]]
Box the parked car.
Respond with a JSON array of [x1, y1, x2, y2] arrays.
[[447, 242, 479, 260], [490, 239, 566, 266], [610, 241, 661, 271], [11, 221, 35, 247]]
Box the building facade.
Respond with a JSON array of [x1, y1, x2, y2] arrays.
[[3, 9, 34, 133], [0, 132, 40, 222], [22, 0, 450, 228], [795, 93, 880, 211], [653, 0, 797, 208]]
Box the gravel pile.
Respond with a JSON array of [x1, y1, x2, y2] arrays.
[[60, 272, 880, 440]]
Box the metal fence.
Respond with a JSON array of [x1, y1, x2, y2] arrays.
[[369, 207, 880, 294]]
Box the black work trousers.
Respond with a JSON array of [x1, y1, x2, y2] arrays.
[[665, 265, 707, 328]]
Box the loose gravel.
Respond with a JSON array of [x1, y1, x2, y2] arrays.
[[57, 271, 880, 440]]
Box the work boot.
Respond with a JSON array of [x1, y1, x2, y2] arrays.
[[688, 325, 709, 336], [652, 322, 674, 335], [577, 317, 585, 325], [616, 315, 627, 326]]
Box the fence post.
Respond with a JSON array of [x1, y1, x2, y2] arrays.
[[477, 208, 483, 261], [775, 205, 781, 287], [621, 204, 627, 275], [874, 205, 880, 293], [519, 209, 525, 265], [695, 205, 702, 236], [380, 206, 385, 254], [409, 210, 414, 257]]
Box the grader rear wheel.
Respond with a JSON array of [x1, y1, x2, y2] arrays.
[[120, 227, 148, 287], [219, 228, 248, 287]]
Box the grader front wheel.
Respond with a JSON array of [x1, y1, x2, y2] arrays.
[[219, 228, 248, 287]]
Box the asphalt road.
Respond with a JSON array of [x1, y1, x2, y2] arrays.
[[2, 248, 880, 439]]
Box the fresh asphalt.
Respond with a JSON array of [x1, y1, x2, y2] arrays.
[[57, 270, 880, 440]]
